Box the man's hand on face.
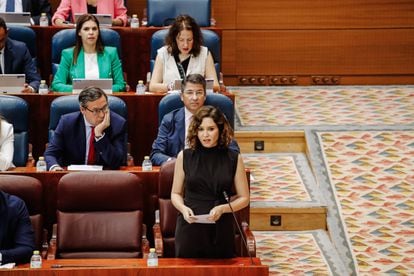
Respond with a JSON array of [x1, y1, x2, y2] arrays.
[[94, 109, 110, 137]]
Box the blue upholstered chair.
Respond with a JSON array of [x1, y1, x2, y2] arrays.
[[51, 28, 122, 75], [158, 93, 234, 128], [147, 0, 211, 27], [150, 29, 221, 77], [0, 95, 30, 167], [48, 95, 127, 141], [8, 26, 37, 67]]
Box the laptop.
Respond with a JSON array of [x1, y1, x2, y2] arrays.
[[74, 13, 112, 27], [0, 74, 26, 93], [72, 78, 113, 94], [0, 12, 32, 26]]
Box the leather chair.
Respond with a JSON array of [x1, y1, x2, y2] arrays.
[[50, 172, 143, 258], [153, 160, 256, 257], [147, 0, 211, 27], [8, 26, 37, 67], [0, 175, 46, 255], [0, 95, 33, 167], [158, 93, 235, 128], [51, 28, 122, 75], [150, 29, 220, 76]]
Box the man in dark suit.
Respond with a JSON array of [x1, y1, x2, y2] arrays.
[[150, 74, 239, 165], [44, 87, 127, 170], [0, 190, 35, 265], [0, 17, 40, 92]]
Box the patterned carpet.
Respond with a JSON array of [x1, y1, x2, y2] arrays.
[[232, 85, 414, 275], [307, 127, 414, 275], [254, 230, 347, 275], [231, 85, 414, 131], [242, 153, 324, 208]]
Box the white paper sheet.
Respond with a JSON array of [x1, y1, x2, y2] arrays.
[[192, 214, 215, 224], [67, 165, 103, 171]]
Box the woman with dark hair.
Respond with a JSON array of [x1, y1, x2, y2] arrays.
[[0, 116, 14, 171], [51, 14, 125, 92], [149, 14, 219, 93], [171, 105, 249, 258]]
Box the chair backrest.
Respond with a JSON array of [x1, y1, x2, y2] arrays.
[[150, 29, 220, 75], [147, 0, 211, 27], [158, 93, 234, 128], [0, 175, 43, 249], [51, 28, 122, 75], [56, 172, 143, 258], [48, 95, 127, 141], [8, 26, 37, 67], [0, 95, 29, 167]]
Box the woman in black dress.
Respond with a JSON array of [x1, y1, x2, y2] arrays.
[[171, 105, 249, 258]]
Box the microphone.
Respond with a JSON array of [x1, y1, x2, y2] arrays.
[[223, 191, 254, 265]]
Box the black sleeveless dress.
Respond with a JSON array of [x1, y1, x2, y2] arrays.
[[175, 146, 238, 258]]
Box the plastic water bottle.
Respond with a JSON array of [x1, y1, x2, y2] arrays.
[[130, 14, 139, 28], [147, 248, 158, 267], [36, 156, 47, 172], [39, 80, 48, 95], [30, 250, 42, 268], [39, 13, 48, 26], [142, 156, 152, 171], [136, 80, 145, 95]]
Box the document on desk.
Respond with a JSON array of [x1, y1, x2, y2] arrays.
[[67, 165, 103, 171], [192, 214, 215, 224]]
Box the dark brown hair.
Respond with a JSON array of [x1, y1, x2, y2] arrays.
[[73, 14, 104, 65], [187, 105, 233, 149], [165, 14, 202, 57]]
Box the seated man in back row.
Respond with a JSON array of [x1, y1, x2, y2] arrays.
[[0, 17, 40, 92], [44, 87, 127, 170], [150, 74, 239, 166]]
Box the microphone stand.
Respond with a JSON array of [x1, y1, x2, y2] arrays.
[[223, 191, 254, 265]]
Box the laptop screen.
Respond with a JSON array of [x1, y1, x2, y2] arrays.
[[74, 13, 112, 27], [0, 12, 31, 26], [72, 78, 113, 94], [0, 74, 26, 93]]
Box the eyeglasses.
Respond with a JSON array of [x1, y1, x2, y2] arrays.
[[183, 90, 205, 98], [84, 104, 108, 115]]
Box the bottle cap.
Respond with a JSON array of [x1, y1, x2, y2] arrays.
[[41, 13, 46, 16], [149, 248, 155, 253], [132, 14, 138, 18], [138, 80, 144, 84], [144, 156, 149, 159], [33, 250, 40, 254], [38, 156, 44, 161], [41, 80, 46, 84]]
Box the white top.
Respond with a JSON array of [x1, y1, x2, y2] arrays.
[[0, 48, 5, 74], [157, 46, 208, 84], [0, 0, 23, 12], [84, 53, 99, 79], [0, 120, 15, 171]]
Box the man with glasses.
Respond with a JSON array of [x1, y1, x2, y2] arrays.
[[44, 86, 127, 170], [150, 74, 239, 165]]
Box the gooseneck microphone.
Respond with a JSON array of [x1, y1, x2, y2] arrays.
[[223, 191, 254, 265]]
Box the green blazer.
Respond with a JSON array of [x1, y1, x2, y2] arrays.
[[51, 46, 126, 92]]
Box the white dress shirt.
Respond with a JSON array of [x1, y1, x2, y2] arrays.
[[0, 119, 15, 171]]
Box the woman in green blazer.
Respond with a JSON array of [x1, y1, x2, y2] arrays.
[[51, 14, 125, 92]]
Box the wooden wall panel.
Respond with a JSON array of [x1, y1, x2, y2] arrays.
[[221, 29, 414, 76], [235, 0, 414, 29], [212, 0, 237, 29]]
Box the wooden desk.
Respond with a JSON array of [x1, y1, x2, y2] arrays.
[[6, 258, 268, 276], [31, 26, 221, 91]]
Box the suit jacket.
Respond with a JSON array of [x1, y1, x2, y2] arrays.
[[44, 111, 127, 169], [3, 38, 41, 91], [52, 0, 128, 26], [0, 191, 35, 264], [22, 0, 52, 25], [150, 107, 240, 166], [51, 46, 125, 92]]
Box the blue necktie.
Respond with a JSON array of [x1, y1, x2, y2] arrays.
[[6, 0, 15, 12]]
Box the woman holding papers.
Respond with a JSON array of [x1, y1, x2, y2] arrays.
[[171, 106, 249, 258], [51, 14, 125, 92], [149, 14, 219, 93], [52, 0, 127, 26]]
